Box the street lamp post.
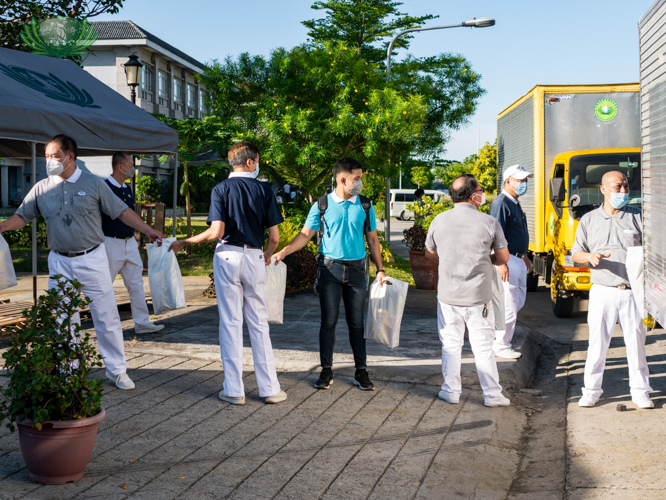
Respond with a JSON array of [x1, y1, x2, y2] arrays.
[[383, 17, 495, 239], [123, 53, 143, 105]]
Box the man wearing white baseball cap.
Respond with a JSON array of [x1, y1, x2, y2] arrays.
[[490, 164, 533, 359]]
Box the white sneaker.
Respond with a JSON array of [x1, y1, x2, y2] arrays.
[[264, 391, 288, 404], [438, 391, 460, 404], [106, 370, 135, 390], [494, 347, 522, 359], [484, 394, 510, 407], [219, 391, 246, 405], [578, 394, 600, 407], [632, 394, 654, 409], [135, 322, 165, 334]]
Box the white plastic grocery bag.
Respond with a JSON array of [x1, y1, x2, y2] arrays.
[[364, 277, 409, 349], [265, 260, 287, 324], [147, 237, 187, 314], [0, 234, 17, 290]]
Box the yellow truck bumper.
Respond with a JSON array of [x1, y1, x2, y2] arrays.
[[561, 271, 592, 292]]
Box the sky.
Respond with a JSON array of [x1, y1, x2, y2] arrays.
[[96, 0, 653, 162]]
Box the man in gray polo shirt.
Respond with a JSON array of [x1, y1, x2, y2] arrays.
[[572, 170, 652, 409], [0, 135, 163, 390], [425, 174, 511, 407]]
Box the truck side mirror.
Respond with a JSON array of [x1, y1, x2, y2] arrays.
[[550, 178, 565, 203]]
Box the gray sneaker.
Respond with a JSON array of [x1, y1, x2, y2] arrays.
[[219, 391, 246, 405], [106, 370, 135, 390], [264, 391, 288, 404], [135, 322, 165, 334]]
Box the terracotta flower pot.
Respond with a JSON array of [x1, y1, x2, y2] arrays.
[[16, 408, 105, 485], [408, 250, 438, 290]]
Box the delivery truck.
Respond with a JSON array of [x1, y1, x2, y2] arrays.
[[639, 1, 666, 329], [497, 84, 641, 317]]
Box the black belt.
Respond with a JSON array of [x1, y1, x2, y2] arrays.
[[511, 252, 526, 259], [319, 255, 366, 266], [615, 284, 631, 290], [225, 242, 263, 250], [55, 244, 100, 258]]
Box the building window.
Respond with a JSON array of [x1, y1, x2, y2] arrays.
[[141, 65, 153, 92], [187, 84, 196, 107], [173, 78, 183, 102], [199, 90, 208, 113], [158, 71, 169, 98]]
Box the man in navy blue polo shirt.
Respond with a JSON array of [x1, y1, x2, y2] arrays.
[[490, 164, 533, 360], [274, 157, 386, 391], [169, 141, 287, 405]]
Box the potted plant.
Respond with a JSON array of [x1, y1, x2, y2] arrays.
[[402, 224, 438, 290], [0, 277, 105, 485]]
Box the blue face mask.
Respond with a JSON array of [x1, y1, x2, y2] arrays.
[[515, 181, 528, 196], [608, 192, 628, 209]]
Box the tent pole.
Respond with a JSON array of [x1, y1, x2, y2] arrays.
[[172, 153, 178, 237], [31, 142, 37, 305]]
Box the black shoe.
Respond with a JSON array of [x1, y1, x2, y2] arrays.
[[315, 368, 333, 389], [353, 369, 375, 391]]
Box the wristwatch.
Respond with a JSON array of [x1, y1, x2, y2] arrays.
[[377, 269, 385, 273]]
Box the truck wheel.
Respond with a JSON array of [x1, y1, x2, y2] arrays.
[[552, 292, 575, 318], [526, 272, 539, 292], [400, 210, 412, 221]]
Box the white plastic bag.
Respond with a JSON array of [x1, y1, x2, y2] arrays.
[[265, 260, 287, 324], [364, 277, 409, 348], [0, 234, 17, 290], [147, 237, 187, 314]]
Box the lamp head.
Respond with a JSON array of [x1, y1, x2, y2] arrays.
[[463, 17, 495, 28], [123, 53, 143, 88]]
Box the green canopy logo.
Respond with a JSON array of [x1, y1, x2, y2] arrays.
[[0, 63, 100, 108], [594, 99, 618, 122], [20, 17, 97, 58]]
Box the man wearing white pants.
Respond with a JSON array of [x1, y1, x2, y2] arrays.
[[490, 164, 533, 359], [572, 170, 653, 409], [102, 152, 163, 334], [426, 174, 512, 407], [0, 135, 163, 390], [169, 141, 286, 405]]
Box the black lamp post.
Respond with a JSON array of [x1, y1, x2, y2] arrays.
[[123, 53, 143, 104]]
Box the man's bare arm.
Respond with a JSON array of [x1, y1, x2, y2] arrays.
[[0, 214, 27, 233]]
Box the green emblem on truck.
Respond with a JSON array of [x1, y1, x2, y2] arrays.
[[594, 99, 618, 122]]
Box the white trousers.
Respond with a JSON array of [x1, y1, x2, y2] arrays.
[[494, 254, 527, 350], [213, 244, 281, 398], [582, 284, 652, 399], [105, 236, 150, 326], [437, 301, 503, 398], [48, 244, 127, 376]]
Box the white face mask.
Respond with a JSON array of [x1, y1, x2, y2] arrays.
[[252, 161, 260, 179], [348, 179, 363, 196], [46, 155, 72, 176], [473, 191, 486, 207], [121, 165, 135, 179]]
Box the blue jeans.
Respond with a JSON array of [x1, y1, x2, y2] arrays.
[[318, 257, 367, 370]]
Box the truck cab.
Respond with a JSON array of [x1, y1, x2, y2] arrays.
[[540, 148, 641, 316]]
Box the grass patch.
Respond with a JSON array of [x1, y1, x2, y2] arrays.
[[10, 247, 50, 273], [369, 255, 413, 285]]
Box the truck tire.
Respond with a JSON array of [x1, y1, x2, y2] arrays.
[[526, 272, 539, 292], [400, 210, 412, 221], [552, 292, 575, 318]]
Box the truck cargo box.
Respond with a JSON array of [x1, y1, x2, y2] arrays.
[[497, 84, 640, 253], [640, 0, 666, 327]]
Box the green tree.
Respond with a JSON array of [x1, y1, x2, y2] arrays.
[[1, 0, 125, 53], [302, 0, 436, 61], [471, 141, 498, 193], [433, 161, 472, 189], [410, 165, 432, 188], [136, 175, 160, 203]]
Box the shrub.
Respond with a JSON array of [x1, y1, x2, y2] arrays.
[[402, 224, 427, 252], [283, 247, 318, 292], [0, 277, 103, 431], [136, 176, 161, 203], [3, 217, 48, 247]]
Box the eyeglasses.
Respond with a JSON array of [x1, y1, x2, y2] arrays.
[[474, 187, 485, 194]]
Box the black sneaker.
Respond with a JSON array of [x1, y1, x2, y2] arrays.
[[353, 369, 375, 391], [314, 368, 333, 389]]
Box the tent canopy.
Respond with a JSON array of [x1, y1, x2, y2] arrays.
[[0, 47, 178, 158]]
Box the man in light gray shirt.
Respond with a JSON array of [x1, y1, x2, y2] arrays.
[[572, 170, 652, 409], [425, 174, 511, 407], [0, 135, 163, 390]]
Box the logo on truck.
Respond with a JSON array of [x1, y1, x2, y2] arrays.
[[594, 99, 618, 122]]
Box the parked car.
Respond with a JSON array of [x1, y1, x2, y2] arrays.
[[389, 189, 448, 221]]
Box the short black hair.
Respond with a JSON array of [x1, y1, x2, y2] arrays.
[[47, 134, 78, 159], [414, 188, 425, 198], [333, 157, 363, 178], [112, 151, 131, 167], [228, 141, 260, 167], [450, 174, 478, 203]]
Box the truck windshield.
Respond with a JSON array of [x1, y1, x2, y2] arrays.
[[569, 153, 641, 216]]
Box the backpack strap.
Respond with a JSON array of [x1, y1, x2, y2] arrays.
[[359, 195, 372, 235], [317, 194, 328, 247]]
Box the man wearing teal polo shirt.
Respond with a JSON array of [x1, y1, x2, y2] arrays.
[[274, 157, 386, 390]]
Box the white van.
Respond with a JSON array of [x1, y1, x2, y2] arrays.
[[389, 189, 449, 220]]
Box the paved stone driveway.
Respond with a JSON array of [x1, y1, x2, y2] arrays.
[[0, 351, 524, 500]]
